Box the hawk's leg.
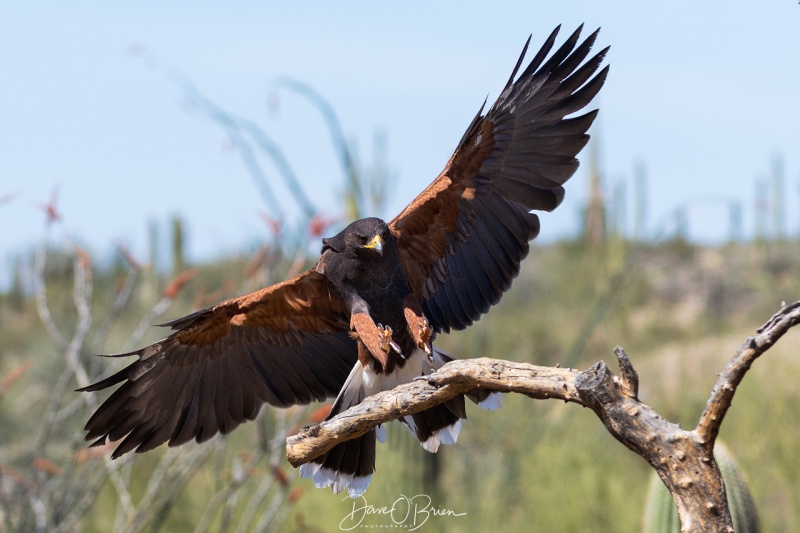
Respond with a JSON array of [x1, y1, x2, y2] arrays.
[[403, 295, 433, 361], [350, 312, 403, 367]]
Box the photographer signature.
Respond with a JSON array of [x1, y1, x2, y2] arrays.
[[339, 493, 466, 531]]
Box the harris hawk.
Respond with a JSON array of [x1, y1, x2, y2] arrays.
[[81, 25, 609, 497]]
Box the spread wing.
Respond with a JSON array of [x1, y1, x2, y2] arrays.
[[80, 269, 356, 458], [389, 25, 609, 332]]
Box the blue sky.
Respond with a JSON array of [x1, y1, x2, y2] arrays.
[[1, 2, 798, 287]]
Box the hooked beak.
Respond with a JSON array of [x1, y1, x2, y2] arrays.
[[364, 235, 383, 256]]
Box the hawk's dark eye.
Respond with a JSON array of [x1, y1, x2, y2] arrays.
[[357, 235, 369, 245]]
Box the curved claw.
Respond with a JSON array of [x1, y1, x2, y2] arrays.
[[390, 341, 404, 358], [377, 323, 404, 359], [417, 319, 434, 361]]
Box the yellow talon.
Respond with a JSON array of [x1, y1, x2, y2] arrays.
[[417, 319, 433, 360], [377, 324, 404, 358]]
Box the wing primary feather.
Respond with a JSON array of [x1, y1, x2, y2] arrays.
[[476, 192, 534, 246], [443, 241, 479, 324], [133, 353, 198, 448], [491, 177, 564, 213], [273, 342, 327, 400], [539, 65, 609, 122], [454, 217, 496, 304], [502, 34, 533, 91], [223, 354, 245, 432], [455, 99, 489, 149], [507, 134, 590, 157], [471, 194, 531, 276], [517, 24, 562, 80], [301, 333, 357, 397], [168, 364, 205, 447], [247, 344, 294, 407], [466, 201, 517, 285], [233, 330, 273, 402], [438, 264, 470, 329], [550, 28, 600, 84], [422, 298, 448, 333], [525, 110, 598, 138], [552, 47, 609, 100], [530, 24, 584, 82], [214, 348, 232, 434], [268, 345, 319, 405], [450, 239, 487, 318], [194, 356, 220, 443], [460, 223, 509, 296]]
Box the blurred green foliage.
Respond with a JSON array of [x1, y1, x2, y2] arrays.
[[1, 235, 799, 532]]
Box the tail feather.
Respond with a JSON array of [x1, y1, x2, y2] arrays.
[[402, 346, 503, 452], [407, 395, 465, 452], [431, 345, 504, 411], [298, 346, 502, 496], [471, 390, 503, 410], [400, 347, 468, 453], [407, 417, 462, 453], [299, 363, 376, 498]]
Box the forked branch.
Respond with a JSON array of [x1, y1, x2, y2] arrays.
[[696, 301, 800, 448], [286, 300, 800, 531]]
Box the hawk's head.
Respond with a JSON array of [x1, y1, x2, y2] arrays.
[[321, 217, 389, 259]]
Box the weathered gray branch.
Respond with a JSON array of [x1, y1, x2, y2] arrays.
[[696, 301, 800, 448], [286, 300, 800, 532], [577, 349, 731, 532], [286, 360, 580, 467]]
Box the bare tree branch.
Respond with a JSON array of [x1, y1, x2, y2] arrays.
[[287, 300, 800, 532], [286, 360, 580, 467], [32, 228, 67, 349], [696, 300, 800, 448], [576, 351, 731, 532]]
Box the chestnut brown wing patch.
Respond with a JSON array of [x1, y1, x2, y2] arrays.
[[80, 269, 355, 458]]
